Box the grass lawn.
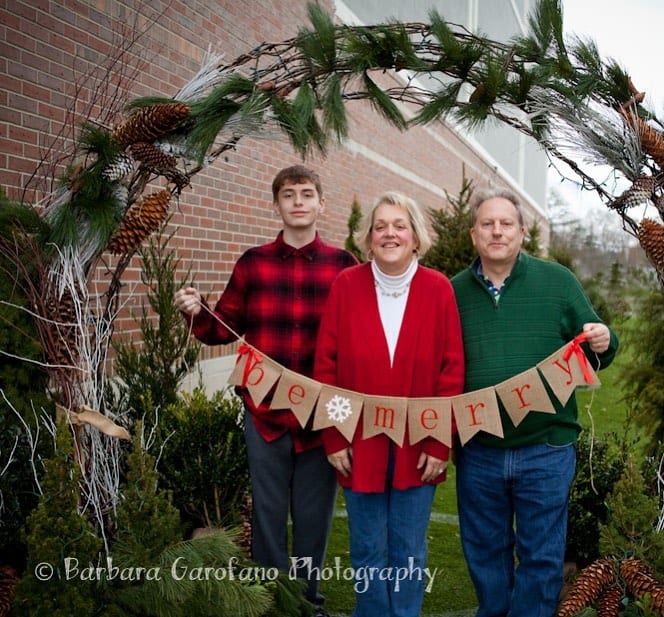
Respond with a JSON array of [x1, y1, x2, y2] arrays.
[[321, 349, 634, 616], [576, 357, 635, 437]]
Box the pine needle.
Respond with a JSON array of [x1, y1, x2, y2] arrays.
[[185, 75, 255, 162], [175, 48, 228, 103], [362, 72, 407, 130]]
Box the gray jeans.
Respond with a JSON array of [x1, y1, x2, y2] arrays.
[[244, 411, 337, 605]]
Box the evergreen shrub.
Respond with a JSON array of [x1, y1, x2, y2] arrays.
[[159, 388, 249, 532], [11, 419, 103, 617], [565, 431, 625, 567], [0, 237, 53, 571]]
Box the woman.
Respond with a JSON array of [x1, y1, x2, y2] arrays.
[[314, 191, 465, 617]]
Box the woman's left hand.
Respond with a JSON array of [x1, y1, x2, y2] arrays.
[[417, 452, 447, 483]]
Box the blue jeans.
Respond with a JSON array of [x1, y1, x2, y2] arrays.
[[343, 483, 436, 617], [456, 441, 576, 617]]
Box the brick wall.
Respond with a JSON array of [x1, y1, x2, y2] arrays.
[[1, 0, 544, 370]]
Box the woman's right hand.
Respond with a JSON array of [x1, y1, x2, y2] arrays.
[[327, 447, 352, 477], [174, 287, 202, 317]]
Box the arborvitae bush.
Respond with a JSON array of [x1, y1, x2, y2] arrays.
[[420, 173, 475, 278], [618, 288, 664, 458], [108, 224, 200, 427], [522, 217, 544, 258], [345, 196, 364, 262], [112, 422, 182, 563], [11, 419, 103, 617], [97, 422, 183, 615], [599, 454, 664, 579]]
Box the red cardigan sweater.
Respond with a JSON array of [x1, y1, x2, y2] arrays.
[[313, 262, 465, 492]]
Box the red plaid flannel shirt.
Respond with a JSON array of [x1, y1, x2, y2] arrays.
[[190, 231, 357, 451]]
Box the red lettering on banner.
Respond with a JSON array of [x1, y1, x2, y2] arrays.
[[552, 360, 573, 386], [288, 384, 305, 406], [374, 406, 395, 429], [420, 408, 439, 430], [512, 383, 532, 409], [244, 355, 265, 387], [466, 402, 484, 426]]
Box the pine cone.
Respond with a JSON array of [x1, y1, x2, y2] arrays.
[[612, 175, 656, 210], [129, 142, 178, 172], [620, 108, 664, 169], [638, 218, 664, 275], [0, 565, 18, 617], [102, 151, 135, 181], [128, 142, 189, 189], [556, 558, 617, 617], [44, 287, 80, 367], [619, 558, 664, 614], [111, 102, 190, 147], [106, 189, 171, 255], [110, 183, 129, 211], [597, 584, 623, 617]]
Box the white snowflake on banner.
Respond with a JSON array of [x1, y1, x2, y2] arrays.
[[326, 394, 352, 423]]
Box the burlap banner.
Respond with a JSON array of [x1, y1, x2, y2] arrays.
[[228, 334, 600, 446]]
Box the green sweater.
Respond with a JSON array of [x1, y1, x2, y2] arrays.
[[451, 253, 618, 448]]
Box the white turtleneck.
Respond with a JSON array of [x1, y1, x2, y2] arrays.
[[371, 257, 418, 365]]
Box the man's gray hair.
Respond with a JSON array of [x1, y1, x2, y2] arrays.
[[470, 187, 524, 226]]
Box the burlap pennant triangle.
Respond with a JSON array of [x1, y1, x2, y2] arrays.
[[246, 357, 282, 407], [362, 395, 408, 447], [407, 397, 453, 446], [227, 344, 261, 386], [452, 387, 503, 446], [227, 344, 282, 407], [495, 367, 556, 427], [538, 341, 601, 406], [270, 369, 321, 428], [313, 385, 364, 442]]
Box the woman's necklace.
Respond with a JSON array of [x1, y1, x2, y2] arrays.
[[374, 279, 410, 298], [372, 257, 417, 299]]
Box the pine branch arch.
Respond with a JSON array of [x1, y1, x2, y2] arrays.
[[92, 0, 664, 286]]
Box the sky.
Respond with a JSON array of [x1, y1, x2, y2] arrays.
[[561, 0, 664, 111], [552, 1, 664, 227]]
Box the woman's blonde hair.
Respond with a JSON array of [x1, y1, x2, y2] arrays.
[[354, 191, 432, 260]]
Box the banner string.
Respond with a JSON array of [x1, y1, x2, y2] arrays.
[[182, 310, 196, 376], [585, 350, 603, 495], [561, 332, 605, 494], [179, 296, 257, 376], [196, 299, 247, 342]]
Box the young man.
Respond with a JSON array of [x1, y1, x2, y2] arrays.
[[451, 188, 618, 617], [174, 165, 357, 617]]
